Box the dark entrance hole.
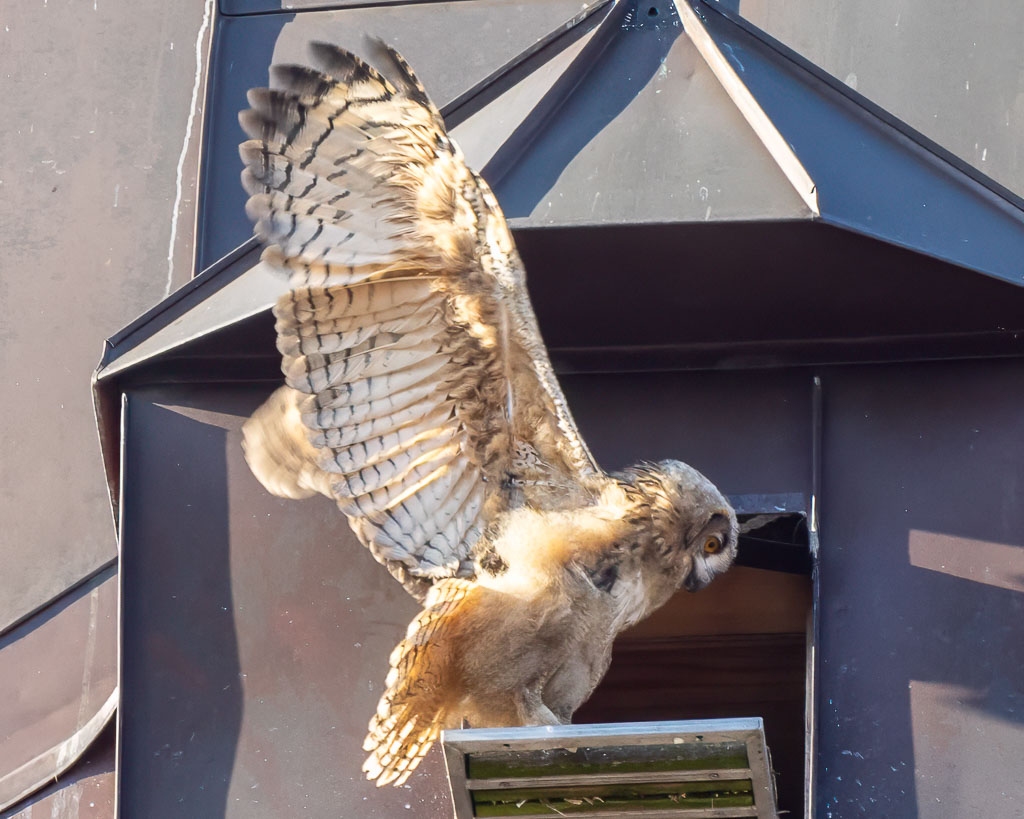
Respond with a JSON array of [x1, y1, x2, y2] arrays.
[[576, 513, 813, 816]]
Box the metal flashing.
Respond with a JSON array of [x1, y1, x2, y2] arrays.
[[687, 0, 1024, 286], [467, 0, 814, 226], [95, 260, 282, 383], [2, 724, 116, 818], [722, 0, 1024, 213], [440, 0, 616, 127], [0, 558, 118, 641], [0, 691, 118, 815], [0, 692, 117, 814], [92, 238, 271, 525], [95, 237, 263, 380], [193, 0, 1024, 278]]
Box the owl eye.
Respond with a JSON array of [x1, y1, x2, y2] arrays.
[[703, 536, 723, 555]]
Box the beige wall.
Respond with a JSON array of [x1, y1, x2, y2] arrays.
[[0, 0, 212, 630]]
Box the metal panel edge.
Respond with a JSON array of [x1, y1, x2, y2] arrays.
[[443, 718, 766, 750], [114, 393, 127, 819], [804, 375, 822, 818], [440, 0, 617, 127], [0, 560, 118, 642], [97, 236, 261, 375], [673, 0, 819, 215]]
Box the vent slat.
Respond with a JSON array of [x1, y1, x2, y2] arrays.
[[473, 777, 753, 801], [466, 767, 755, 789], [474, 800, 758, 818], [468, 740, 748, 779]]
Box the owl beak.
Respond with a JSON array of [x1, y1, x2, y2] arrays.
[[683, 571, 708, 593]]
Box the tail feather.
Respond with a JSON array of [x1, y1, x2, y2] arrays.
[[363, 579, 473, 786]]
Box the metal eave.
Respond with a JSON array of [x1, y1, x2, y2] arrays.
[[92, 237, 281, 528], [704, 0, 1024, 216], [94, 251, 281, 384], [455, 0, 814, 226], [684, 0, 1024, 287]]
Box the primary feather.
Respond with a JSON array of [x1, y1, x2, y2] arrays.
[[239, 41, 738, 787]]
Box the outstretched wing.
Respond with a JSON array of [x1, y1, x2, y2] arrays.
[[239, 42, 600, 599]]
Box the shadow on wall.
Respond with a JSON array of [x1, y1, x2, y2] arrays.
[[818, 361, 1024, 817], [901, 543, 1023, 727], [820, 538, 1024, 817]]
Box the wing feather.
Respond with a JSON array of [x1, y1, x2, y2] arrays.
[[240, 42, 601, 599]]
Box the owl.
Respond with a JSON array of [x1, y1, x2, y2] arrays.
[[238, 41, 738, 786]]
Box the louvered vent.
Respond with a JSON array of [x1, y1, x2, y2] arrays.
[[442, 718, 777, 818]]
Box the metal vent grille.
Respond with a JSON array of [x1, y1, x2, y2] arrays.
[[442, 718, 777, 818]]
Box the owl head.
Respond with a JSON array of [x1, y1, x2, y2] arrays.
[[623, 459, 738, 596]]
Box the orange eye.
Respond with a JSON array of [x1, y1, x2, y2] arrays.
[[704, 536, 723, 555]]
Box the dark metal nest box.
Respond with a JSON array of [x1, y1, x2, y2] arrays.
[[69, 1, 1024, 817]]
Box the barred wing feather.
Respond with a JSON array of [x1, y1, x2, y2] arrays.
[[240, 42, 599, 600]]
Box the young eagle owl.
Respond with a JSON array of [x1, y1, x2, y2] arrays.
[[238, 42, 738, 787]]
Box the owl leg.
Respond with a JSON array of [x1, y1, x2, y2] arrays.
[[515, 687, 565, 726], [548, 702, 575, 724], [466, 681, 563, 728]]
